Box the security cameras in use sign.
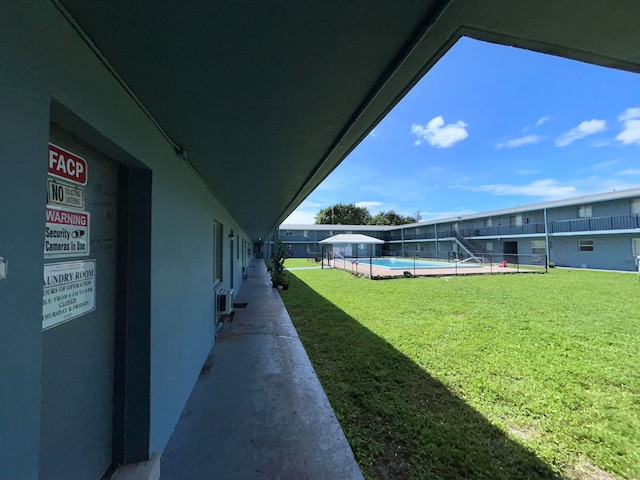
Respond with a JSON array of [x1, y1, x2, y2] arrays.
[[48, 143, 88, 185], [44, 206, 90, 258]]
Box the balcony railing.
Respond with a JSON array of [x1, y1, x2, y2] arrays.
[[460, 223, 546, 237], [282, 234, 313, 241], [280, 214, 640, 244], [549, 214, 640, 233], [387, 233, 403, 241], [403, 232, 436, 240]]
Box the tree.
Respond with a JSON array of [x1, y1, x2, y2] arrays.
[[369, 210, 416, 226], [315, 203, 372, 225]]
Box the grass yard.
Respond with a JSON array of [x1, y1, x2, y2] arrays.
[[280, 268, 640, 480], [284, 257, 321, 269]]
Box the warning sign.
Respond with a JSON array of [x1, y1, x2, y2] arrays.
[[48, 143, 88, 185], [42, 260, 96, 330], [44, 206, 90, 258], [47, 179, 85, 209]]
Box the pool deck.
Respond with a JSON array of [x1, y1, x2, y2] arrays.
[[326, 259, 542, 277]]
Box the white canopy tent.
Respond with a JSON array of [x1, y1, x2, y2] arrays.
[[318, 234, 384, 262]]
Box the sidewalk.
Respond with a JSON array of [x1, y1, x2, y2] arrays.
[[160, 260, 364, 480]]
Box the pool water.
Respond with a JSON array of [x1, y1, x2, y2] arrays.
[[349, 257, 477, 269]]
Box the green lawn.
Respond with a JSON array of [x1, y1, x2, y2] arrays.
[[280, 268, 640, 480], [284, 257, 321, 269]]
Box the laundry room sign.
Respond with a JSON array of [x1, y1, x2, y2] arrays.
[[42, 260, 96, 329]]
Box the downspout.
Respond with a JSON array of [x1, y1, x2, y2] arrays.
[[434, 224, 438, 260], [544, 208, 550, 266], [401, 228, 405, 256]]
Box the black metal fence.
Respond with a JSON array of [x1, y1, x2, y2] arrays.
[[323, 252, 547, 277]]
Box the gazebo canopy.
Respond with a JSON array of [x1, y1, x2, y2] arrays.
[[318, 234, 385, 245]]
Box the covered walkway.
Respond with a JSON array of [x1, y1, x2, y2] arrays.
[[160, 260, 363, 479]]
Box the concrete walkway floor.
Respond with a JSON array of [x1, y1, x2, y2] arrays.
[[160, 260, 364, 480]]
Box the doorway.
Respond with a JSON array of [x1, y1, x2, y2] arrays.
[[40, 128, 119, 479], [504, 241, 518, 264], [229, 231, 235, 289], [40, 115, 152, 479]]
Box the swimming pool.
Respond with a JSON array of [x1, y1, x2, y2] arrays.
[[347, 257, 480, 269]]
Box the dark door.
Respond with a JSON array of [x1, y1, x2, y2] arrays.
[[40, 128, 119, 479], [504, 241, 518, 264], [229, 236, 235, 288]]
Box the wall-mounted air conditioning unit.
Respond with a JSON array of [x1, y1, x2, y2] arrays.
[[217, 288, 234, 315]]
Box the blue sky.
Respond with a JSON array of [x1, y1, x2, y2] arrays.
[[282, 37, 640, 225]]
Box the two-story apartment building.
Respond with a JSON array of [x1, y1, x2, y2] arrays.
[[280, 188, 640, 272], [3, 2, 640, 479]]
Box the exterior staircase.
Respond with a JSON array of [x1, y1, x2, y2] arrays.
[[453, 231, 482, 256]]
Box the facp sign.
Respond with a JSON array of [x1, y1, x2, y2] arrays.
[[48, 143, 87, 185]]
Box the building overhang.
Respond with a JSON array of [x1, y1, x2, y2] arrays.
[[58, 1, 640, 240]]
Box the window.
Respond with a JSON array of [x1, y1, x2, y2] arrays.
[[633, 238, 640, 256], [303, 230, 308, 237], [578, 205, 592, 218], [484, 218, 492, 227], [579, 239, 594, 252], [214, 221, 223, 282], [486, 241, 493, 251], [531, 240, 546, 254], [509, 215, 522, 227], [632, 199, 640, 215]]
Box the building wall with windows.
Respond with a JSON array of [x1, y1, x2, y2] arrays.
[[279, 188, 640, 272], [549, 234, 639, 271]]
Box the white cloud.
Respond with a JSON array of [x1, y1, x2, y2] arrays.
[[355, 201, 383, 209], [618, 107, 640, 122], [281, 210, 318, 225], [495, 134, 544, 149], [574, 176, 640, 194], [411, 116, 468, 148], [556, 119, 606, 147], [595, 160, 622, 170], [535, 115, 551, 127], [618, 169, 640, 175], [300, 201, 325, 208], [470, 179, 577, 198], [368, 129, 380, 137], [580, 159, 621, 172], [419, 209, 475, 220], [615, 108, 640, 145]]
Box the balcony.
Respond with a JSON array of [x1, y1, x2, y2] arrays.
[[282, 233, 313, 241], [460, 223, 546, 237], [549, 214, 640, 233], [403, 232, 436, 240]]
